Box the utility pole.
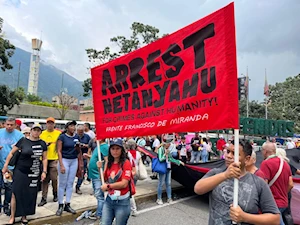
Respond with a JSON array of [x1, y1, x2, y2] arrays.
[[246, 67, 249, 118], [17, 62, 21, 88]]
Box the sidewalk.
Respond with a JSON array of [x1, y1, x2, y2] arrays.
[[0, 167, 182, 225]]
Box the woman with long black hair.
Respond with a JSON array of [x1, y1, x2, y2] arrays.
[[100, 139, 132, 225]]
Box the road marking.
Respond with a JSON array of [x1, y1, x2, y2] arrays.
[[136, 195, 197, 215]]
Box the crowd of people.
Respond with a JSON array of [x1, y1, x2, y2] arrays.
[[0, 117, 299, 225]]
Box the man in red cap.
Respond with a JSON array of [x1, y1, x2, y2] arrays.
[[38, 117, 61, 206], [15, 119, 22, 131]]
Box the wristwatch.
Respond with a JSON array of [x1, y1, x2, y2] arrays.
[[42, 171, 47, 174], [107, 184, 110, 190]]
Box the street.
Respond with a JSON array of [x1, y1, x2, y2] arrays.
[[64, 195, 209, 225]]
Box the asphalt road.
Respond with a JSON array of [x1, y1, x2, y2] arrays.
[[64, 195, 210, 225]]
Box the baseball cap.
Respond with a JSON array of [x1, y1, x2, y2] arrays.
[[110, 139, 124, 149], [31, 123, 42, 130], [22, 127, 31, 134], [16, 119, 22, 126], [46, 117, 55, 123], [65, 120, 77, 129]]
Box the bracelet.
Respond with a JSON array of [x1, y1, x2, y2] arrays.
[[107, 184, 110, 190]]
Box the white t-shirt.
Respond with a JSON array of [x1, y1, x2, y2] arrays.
[[85, 130, 95, 139], [168, 143, 177, 154], [178, 143, 187, 156], [152, 138, 160, 148], [286, 142, 295, 149], [128, 150, 142, 172]]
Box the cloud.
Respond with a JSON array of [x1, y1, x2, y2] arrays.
[[0, 0, 299, 102]]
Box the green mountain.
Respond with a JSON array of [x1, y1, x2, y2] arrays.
[[0, 47, 84, 101]]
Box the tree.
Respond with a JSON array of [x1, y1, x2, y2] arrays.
[[0, 17, 15, 71], [0, 85, 25, 115], [268, 74, 300, 132], [52, 94, 77, 120], [239, 100, 265, 118], [26, 93, 42, 102], [83, 22, 164, 97]]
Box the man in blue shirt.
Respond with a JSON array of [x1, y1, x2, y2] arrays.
[[75, 125, 91, 194], [0, 117, 23, 215]]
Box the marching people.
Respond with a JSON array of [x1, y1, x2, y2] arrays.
[[216, 135, 226, 159], [150, 135, 161, 179], [56, 121, 80, 216], [177, 136, 187, 163], [201, 138, 209, 163], [38, 117, 61, 207], [194, 140, 280, 225], [100, 139, 132, 225], [21, 127, 31, 138], [0, 117, 23, 216], [190, 132, 202, 163], [126, 139, 141, 216], [156, 139, 184, 205], [75, 125, 91, 194], [2, 123, 47, 225], [83, 138, 109, 220], [84, 122, 95, 139], [260, 142, 294, 225]]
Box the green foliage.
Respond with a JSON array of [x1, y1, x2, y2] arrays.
[[239, 100, 265, 118], [269, 74, 300, 132], [0, 17, 15, 71], [83, 22, 164, 97], [26, 93, 42, 102], [0, 85, 24, 115], [83, 106, 93, 110], [28, 101, 55, 107]]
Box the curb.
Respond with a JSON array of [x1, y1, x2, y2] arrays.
[[29, 186, 186, 225]]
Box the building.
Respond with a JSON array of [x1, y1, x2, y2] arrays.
[[79, 98, 93, 109], [79, 110, 94, 122]]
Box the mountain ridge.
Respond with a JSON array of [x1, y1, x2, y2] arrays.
[[0, 47, 85, 101]]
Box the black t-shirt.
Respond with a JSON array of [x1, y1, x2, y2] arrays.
[[15, 137, 47, 173], [191, 137, 200, 151]]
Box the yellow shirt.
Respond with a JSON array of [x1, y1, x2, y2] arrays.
[[40, 129, 61, 160]]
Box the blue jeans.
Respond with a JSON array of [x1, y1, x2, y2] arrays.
[[157, 170, 171, 200], [101, 196, 131, 225], [57, 158, 78, 204], [201, 151, 208, 162], [76, 158, 88, 188], [190, 151, 201, 163], [0, 171, 13, 212], [279, 207, 287, 225], [92, 178, 104, 217]]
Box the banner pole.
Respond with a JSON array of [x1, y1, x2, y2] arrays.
[[233, 129, 239, 224], [96, 140, 105, 188]]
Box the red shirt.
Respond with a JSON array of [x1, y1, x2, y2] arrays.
[[217, 139, 226, 151], [260, 157, 291, 208], [104, 159, 132, 196]]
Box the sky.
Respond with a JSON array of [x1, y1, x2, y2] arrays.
[[0, 0, 299, 101]]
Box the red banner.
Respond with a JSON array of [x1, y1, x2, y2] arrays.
[[91, 3, 239, 139]]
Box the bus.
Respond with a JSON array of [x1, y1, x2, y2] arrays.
[[18, 118, 95, 131]]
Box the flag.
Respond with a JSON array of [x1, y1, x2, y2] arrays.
[[264, 75, 269, 96]]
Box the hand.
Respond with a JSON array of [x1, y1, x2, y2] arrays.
[[2, 166, 8, 174], [180, 161, 185, 166], [230, 204, 245, 223], [0, 146, 3, 150], [60, 165, 66, 174], [224, 162, 241, 179], [97, 161, 103, 169], [41, 172, 46, 181], [83, 153, 89, 159], [101, 184, 109, 192]]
